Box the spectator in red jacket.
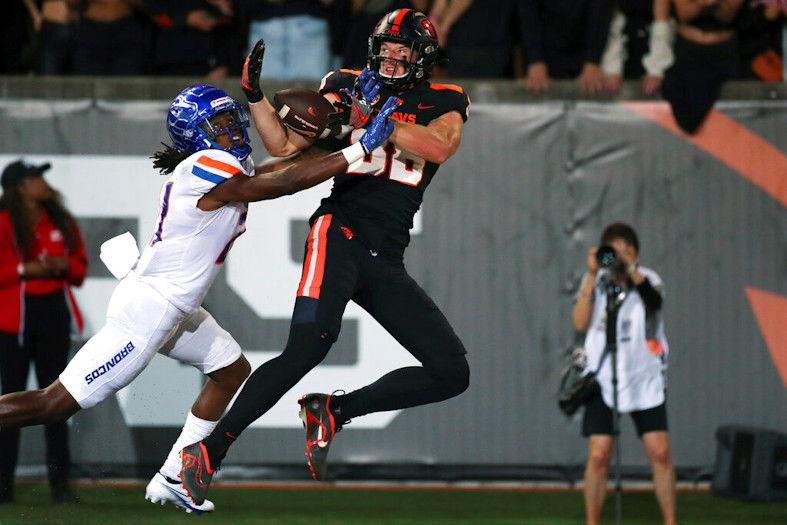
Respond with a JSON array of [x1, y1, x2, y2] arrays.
[[0, 159, 87, 504]]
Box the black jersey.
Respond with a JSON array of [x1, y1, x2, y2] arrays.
[[314, 69, 470, 258]]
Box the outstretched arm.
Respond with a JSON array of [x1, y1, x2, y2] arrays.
[[204, 148, 354, 206], [241, 39, 314, 157], [249, 98, 314, 157], [198, 96, 402, 210]]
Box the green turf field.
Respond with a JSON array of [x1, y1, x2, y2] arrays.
[[0, 484, 784, 524]]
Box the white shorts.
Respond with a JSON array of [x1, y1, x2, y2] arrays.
[[59, 276, 241, 409]]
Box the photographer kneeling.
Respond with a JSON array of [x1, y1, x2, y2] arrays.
[[572, 223, 676, 525]]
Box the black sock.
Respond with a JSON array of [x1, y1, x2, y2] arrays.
[[329, 395, 347, 429], [203, 430, 235, 469]]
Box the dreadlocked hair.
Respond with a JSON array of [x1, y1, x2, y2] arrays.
[[152, 143, 190, 175], [0, 186, 78, 260]]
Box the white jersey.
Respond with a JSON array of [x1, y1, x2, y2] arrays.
[[133, 149, 254, 313], [583, 266, 669, 413]]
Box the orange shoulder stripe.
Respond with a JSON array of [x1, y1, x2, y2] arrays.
[[429, 82, 464, 93], [196, 155, 241, 176]]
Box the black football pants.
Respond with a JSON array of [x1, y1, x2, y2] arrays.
[[217, 213, 469, 436]]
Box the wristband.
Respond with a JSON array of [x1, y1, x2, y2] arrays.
[[627, 264, 638, 274], [341, 142, 366, 165], [17, 263, 24, 276]]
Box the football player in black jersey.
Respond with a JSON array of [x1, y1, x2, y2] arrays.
[[181, 8, 471, 501]]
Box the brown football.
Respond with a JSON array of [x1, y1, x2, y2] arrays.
[[272, 88, 334, 139]]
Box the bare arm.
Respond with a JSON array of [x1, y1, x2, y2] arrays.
[[240, 39, 314, 157], [198, 144, 362, 210], [22, 0, 42, 30], [436, 0, 473, 29], [388, 110, 464, 164], [572, 273, 597, 332], [254, 145, 333, 174], [248, 99, 313, 157], [199, 95, 402, 210], [429, 0, 474, 46], [572, 248, 599, 332], [654, 0, 670, 19]]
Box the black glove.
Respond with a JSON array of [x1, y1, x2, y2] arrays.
[[241, 39, 265, 103]]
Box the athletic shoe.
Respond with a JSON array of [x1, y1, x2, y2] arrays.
[[180, 442, 217, 505], [145, 471, 214, 514], [298, 392, 341, 481]]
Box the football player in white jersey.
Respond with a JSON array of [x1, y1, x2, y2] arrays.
[[0, 84, 400, 513]]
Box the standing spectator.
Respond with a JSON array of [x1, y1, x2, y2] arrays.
[[661, 0, 747, 134], [23, 0, 79, 74], [72, 0, 149, 75], [148, 0, 242, 78], [432, 0, 516, 79], [235, 0, 335, 79], [572, 223, 675, 525], [517, 0, 614, 94], [0, 160, 87, 504], [601, 0, 675, 95]]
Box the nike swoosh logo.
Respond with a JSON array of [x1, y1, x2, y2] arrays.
[[164, 485, 207, 513], [418, 104, 435, 109]]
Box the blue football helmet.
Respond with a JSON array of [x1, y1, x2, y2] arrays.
[[167, 84, 252, 162]]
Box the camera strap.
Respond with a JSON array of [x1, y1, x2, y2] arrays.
[[593, 346, 611, 376]]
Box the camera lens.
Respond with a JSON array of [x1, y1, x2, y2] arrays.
[[595, 245, 618, 269]]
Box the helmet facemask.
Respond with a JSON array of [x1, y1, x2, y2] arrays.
[[197, 107, 251, 162], [167, 84, 253, 163], [366, 9, 439, 92], [368, 37, 427, 91]]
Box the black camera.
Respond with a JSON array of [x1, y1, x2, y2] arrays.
[[596, 245, 624, 273]]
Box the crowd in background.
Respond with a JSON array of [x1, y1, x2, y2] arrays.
[[2, 0, 785, 88]]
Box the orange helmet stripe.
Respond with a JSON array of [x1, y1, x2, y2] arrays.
[[389, 8, 412, 35]]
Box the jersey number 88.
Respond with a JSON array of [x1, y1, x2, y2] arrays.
[[348, 129, 426, 186]]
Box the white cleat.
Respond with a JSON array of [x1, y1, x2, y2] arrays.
[[145, 471, 215, 514]]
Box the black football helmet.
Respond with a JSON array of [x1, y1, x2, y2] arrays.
[[367, 9, 439, 91]]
